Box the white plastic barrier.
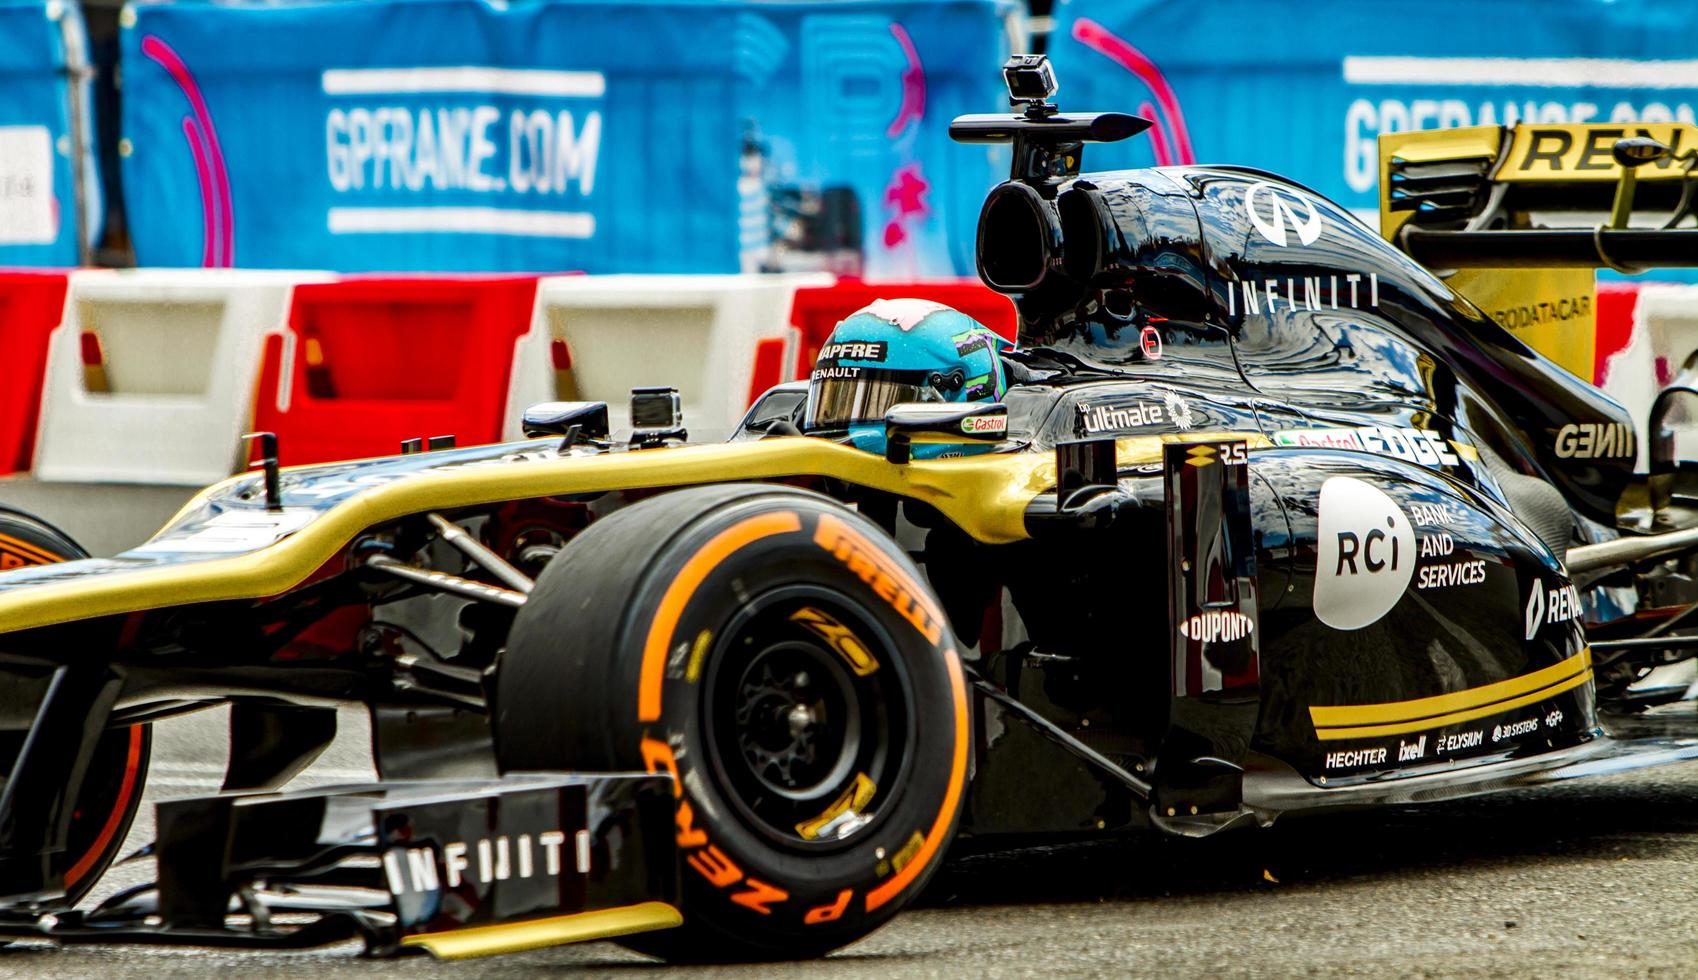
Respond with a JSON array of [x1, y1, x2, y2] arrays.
[[506, 273, 832, 443], [34, 269, 333, 484], [1597, 284, 1698, 473]]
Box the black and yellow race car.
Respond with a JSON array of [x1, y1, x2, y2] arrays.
[[6, 55, 1698, 961]]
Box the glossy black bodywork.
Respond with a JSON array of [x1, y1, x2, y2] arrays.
[[935, 131, 1633, 834], [930, 379, 1596, 835], [978, 156, 1637, 525]]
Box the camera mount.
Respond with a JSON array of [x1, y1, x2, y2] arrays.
[[951, 54, 1150, 183]]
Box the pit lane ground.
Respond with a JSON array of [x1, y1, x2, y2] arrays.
[[2, 479, 1697, 978]]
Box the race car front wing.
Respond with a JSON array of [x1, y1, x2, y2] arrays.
[[0, 772, 681, 958]]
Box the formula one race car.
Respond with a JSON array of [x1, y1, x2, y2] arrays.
[[8, 55, 1698, 962]]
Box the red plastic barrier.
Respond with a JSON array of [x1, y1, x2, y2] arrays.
[[252, 277, 539, 465], [0, 271, 69, 475], [1595, 284, 1641, 387], [787, 279, 1018, 382], [746, 336, 789, 410]]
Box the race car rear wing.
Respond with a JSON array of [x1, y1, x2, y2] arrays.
[[1378, 122, 1698, 272], [1378, 123, 1698, 379]]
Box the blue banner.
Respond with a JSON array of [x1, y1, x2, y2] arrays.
[[1051, 0, 1698, 224], [121, 0, 1010, 275], [0, 0, 98, 266]]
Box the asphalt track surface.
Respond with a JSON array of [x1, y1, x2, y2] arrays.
[[2, 481, 1698, 977]]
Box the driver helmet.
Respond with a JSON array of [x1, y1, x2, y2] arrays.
[[804, 299, 1009, 458]]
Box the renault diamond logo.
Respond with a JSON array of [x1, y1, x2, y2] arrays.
[[1244, 181, 1324, 248], [1185, 445, 1216, 467], [1524, 584, 1545, 641]]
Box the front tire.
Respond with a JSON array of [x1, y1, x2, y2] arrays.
[[494, 485, 969, 961], [0, 506, 150, 908]]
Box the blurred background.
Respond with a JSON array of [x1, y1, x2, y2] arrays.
[[12, 0, 1693, 276], [0, 0, 1694, 513]]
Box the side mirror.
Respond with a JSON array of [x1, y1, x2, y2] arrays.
[[1613, 137, 1670, 168], [522, 401, 609, 439], [732, 380, 809, 442], [883, 402, 1008, 464]]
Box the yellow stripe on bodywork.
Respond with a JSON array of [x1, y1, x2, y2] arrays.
[[401, 901, 682, 959], [0, 431, 1270, 636], [1310, 648, 1591, 741]]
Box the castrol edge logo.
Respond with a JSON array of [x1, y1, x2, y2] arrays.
[[1313, 476, 1416, 630]]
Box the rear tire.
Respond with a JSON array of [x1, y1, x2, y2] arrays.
[[0, 506, 150, 908], [494, 485, 969, 961]]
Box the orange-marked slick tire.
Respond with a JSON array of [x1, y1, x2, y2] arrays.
[[0, 506, 150, 908], [494, 485, 968, 962]]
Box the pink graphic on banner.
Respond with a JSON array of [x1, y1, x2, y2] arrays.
[[1071, 17, 1195, 166], [881, 23, 932, 253], [182, 118, 217, 267], [883, 163, 931, 247], [887, 23, 926, 138], [142, 35, 234, 267], [1138, 101, 1173, 166]]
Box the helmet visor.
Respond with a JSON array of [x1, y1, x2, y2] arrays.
[[805, 368, 940, 430]]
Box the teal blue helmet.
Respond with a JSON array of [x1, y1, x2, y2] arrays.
[[804, 299, 1009, 458]]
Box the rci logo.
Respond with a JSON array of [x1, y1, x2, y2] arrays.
[[1244, 181, 1324, 248], [1313, 476, 1416, 631]]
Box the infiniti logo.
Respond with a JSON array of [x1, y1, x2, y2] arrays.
[[1244, 181, 1324, 248]]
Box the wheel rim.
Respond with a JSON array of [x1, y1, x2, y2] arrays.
[[702, 586, 915, 851], [731, 641, 861, 800]]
